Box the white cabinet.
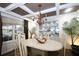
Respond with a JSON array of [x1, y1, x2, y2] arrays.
[[1, 40, 16, 55]]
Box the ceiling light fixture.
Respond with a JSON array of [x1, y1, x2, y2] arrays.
[[37, 4, 44, 26], [65, 8, 73, 13]]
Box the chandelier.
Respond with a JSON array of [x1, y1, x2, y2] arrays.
[[37, 4, 44, 26]]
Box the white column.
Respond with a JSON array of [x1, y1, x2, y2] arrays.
[[55, 3, 60, 16]]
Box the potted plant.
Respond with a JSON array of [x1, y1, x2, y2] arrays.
[[63, 17, 79, 55]]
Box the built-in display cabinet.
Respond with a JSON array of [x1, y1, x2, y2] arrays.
[[1, 16, 24, 55], [2, 25, 23, 41], [39, 19, 59, 39], [2, 25, 13, 41]]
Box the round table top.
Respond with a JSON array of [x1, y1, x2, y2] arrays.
[[25, 39, 63, 51]]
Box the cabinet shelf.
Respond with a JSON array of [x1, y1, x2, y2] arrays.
[[39, 20, 59, 37]]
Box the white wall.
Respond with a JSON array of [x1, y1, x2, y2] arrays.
[[59, 12, 77, 49], [28, 20, 39, 39]]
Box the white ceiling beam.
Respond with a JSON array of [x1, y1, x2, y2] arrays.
[[1, 12, 22, 21], [55, 3, 60, 16], [5, 3, 25, 11], [0, 7, 31, 21], [23, 3, 79, 17], [19, 5, 35, 15]]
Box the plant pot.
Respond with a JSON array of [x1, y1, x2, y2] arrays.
[[71, 45, 79, 55]]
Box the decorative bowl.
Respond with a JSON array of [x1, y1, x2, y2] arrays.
[[36, 37, 47, 44]]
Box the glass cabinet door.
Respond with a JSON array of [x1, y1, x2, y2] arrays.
[[2, 25, 13, 41]]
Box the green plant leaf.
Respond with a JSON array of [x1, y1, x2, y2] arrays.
[[63, 17, 79, 44]]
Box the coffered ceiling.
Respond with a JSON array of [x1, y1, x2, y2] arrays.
[[11, 7, 29, 16], [24, 3, 55, 12], [0, 3, 79, 20], [40, 11, 56, 18], [60, 3, 67, 5], [0, 3, 12, 8]]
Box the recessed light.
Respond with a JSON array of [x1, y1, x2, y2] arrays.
[[64, 8, 73, 13]]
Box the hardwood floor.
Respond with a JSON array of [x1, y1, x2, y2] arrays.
[[2, 50, 15, 56]]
